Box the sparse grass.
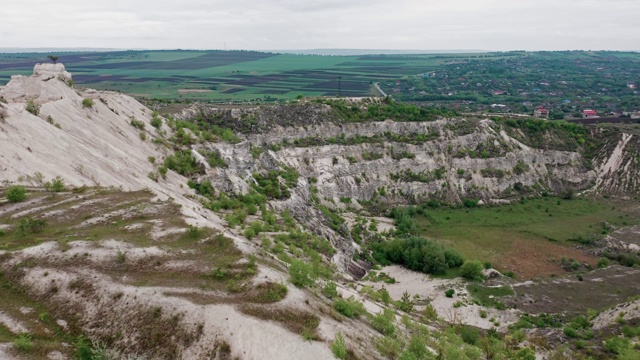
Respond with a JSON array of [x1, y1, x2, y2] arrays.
[[239, 304, 320, 339], [467, 284, 514, 308], [246, 282, 288, 303]]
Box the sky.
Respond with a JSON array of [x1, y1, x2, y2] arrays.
[[1, 0, 638, 51]]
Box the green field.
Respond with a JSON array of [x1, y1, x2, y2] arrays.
[[0, 50, 514, 102], [413, 197, 635, 278]]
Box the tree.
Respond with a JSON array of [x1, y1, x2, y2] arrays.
[[47, 55, 59, 64], [397, 291, 414, 312], [460, 260, 485, 281]]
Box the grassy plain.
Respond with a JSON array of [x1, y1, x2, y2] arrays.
[[413, 197, 636, 278]]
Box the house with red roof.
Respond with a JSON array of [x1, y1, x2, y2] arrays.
[[533, 106, 549, 118], [582, 109, 598, 118]]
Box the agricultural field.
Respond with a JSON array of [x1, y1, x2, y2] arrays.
[[0, 50, 514, 102], [411, 197, 638, 279]]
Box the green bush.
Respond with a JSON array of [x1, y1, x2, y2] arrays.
[[164, 150, 202, 176], [321, 281, 338, 299], [460, 325, 480, 345], [460, 260, 484, 281], [371, 309, 396, 336], [204, 150, 227, 168], [288, 259, 315, 288], [513, 347, 536, 360], [371, 236, 463, 275], [44, 176, 65, 192], [6, 185, 27, 202], [130, 117, 145, 130], [333, 297, 366, 318], [604, 336, 630, 354], [25, 100, 40, 115], [82, 98, 94, 108], [18, 217, 47, 235], [150, 116, 163, 129], [397, 291, 414, 313], [445, 289, 455, 298]]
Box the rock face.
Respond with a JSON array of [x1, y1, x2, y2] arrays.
[[2, 63, 72, 103], [0, 63, 229, 229], [33, 63, 72, 81]]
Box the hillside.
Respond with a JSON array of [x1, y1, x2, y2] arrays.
[[1, 64, 640, 359]]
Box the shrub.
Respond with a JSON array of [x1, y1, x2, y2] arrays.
[[333, 297, 366, 318], [150, 116, 162, 129], [321, 281, 338, 299], [513, 160, 530, 175], [18, 218, 46, 235], [130, 117, 145, 130], [463, 198, 479, 208], [13, 333, 33, 352], [288, 259, 315, 288], [397, 291, 413, 313], [422, 303, 438, 321], [444, 249, 464, 268], [514, 347, 536, 360], [331, 333, 347, 360], [221, 128, 240, 143], [44, 176, 65, 192], [0, 106, 7, 121], [25, 100, 40, 115], [6, 185, 27, 202], [445, 289, 455, 298], [597, 257, 610, 268], [604, 336, 630, 354], [82, 98, 94, 108], [460, 260, 484, 281], [164, 150, 202, 176], [250, 282, 288, 303], [461, 325, 480, 345], [371, 236, 461, 275], [371, 309, 396, 336]]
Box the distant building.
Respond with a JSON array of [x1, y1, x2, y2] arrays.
[[492, 90, 507, 95], [582, 109, 598, 118], [628, 82, 637, 89], [534, 106, 549, 118]]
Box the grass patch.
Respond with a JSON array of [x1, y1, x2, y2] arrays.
[[239, 305, 320, 339], [467, 284, 514, 308], [246, 282, 288, 303]]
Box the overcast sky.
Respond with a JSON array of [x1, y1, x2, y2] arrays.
[[1, 0, 638, 51]]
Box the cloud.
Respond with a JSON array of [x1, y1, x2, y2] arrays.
[[0, 0, 638, 50]]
